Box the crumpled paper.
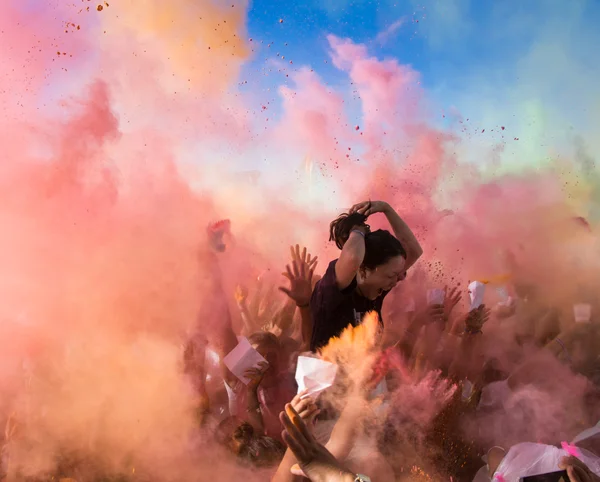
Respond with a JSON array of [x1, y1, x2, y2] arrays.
[[295, 356, 338, 398], [223, 337, 268, 385], [469, 281, 486, 310]]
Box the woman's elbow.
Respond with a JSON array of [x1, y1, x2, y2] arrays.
[[405, 246, 423, 268], [414, 245, 424, 259]]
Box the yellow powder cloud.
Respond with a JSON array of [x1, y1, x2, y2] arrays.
[[99, 0, 251, 92]]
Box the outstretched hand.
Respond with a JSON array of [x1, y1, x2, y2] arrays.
[[279, 245, 318, 307], [291, 244, 318, 270], [464, 305, 491, 333], [290, 391, 320, 430], [234, 284, 249, 305], [444, 286, 462, 319], [245, 361, 269, 391], [280, 404, 353, 482]]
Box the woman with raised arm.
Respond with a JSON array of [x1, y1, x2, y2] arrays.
[[310, 200, 423, 352]]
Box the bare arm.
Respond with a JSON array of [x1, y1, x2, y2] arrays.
[[204, 222, 240, 387], [350, 201, 422, 270], [209, 258, 239, 389], [271, 449, 304, 482], [235, 286, 257, 336], [382, 203, 423, 270], [325, 396, 366, 461], [299, 306, 313, 351], [272, 393, 320, 482], [279, 246, 319, 349], [246, 386, 266, 434], [335, 230, 366, 289]]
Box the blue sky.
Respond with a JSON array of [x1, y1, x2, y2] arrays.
[[235, 0, 600, 176], [242, 0, 600, 88]]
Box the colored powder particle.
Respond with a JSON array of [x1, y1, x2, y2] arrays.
[[355, 125, 360, 130], [97, 5, 103, 11], [279, 19, 284, 23]]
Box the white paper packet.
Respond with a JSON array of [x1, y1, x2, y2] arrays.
[[223, 337, 268, 385], [469, 281, 486, 310], [427, 288, 445, 306], [295, 356, 338, 399], [574, 303, 592, 323]]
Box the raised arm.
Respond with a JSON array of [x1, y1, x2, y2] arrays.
[[335, 228, 367, 289], [205, 221, 240, 387], [381, 204, 423, 269], [279, 245, 319, 350], [351, 201, 423, 270], [271, 393, 320, 482]]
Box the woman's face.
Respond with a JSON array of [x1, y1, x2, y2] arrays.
[[358, 255, 407, 300]]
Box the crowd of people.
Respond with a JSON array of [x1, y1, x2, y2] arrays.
[[179, 200, 600, 481], [5, 201, 600, 482]]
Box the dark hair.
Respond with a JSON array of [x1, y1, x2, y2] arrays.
[[215, 418, 285, 468], [329, 207, 406, 269], [329, 210, 370, 250]]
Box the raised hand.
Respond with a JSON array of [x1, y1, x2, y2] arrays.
[[290, 391, 320, 429], [291, 244, 318, 271], [444, 285, 462, 319], [279, 245, 317, 307], [234, 284, 249, 305], [280, 404, 354, 482], [245, 361, 269, 391], [426, 304, 446, 325], [350, 200, 389, 217], [464, 305, 491, 334]]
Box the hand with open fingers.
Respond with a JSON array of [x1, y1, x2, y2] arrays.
[[559, 456, 600, 481], [234, 284, 248, 305], [279, 256, 315, 308], [290, 391, 320, 430], [291, 244, 319, 272], [465, 305, 490, 333], [245, 361, 269, 391], [444, 286, 462, 319], [280, 404, 353, 482], [350, 200, 389, 217], [427, 304, 446, 325]]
